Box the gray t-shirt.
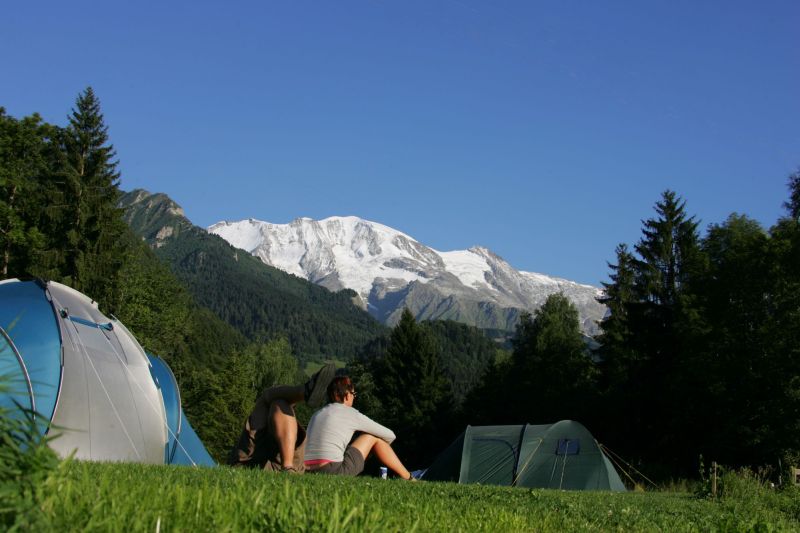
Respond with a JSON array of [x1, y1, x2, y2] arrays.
[[304, 402, 396, 462]]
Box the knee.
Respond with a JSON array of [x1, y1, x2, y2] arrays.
[[354, 433, 379, 450], [354, 432, 376, 442], [270, 399, 296, 418]]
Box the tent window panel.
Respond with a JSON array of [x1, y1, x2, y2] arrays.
[[0, 282, 63, 426], [556, 438, 580, 456]]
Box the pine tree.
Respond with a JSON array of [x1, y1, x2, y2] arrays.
[[375, 309, 452, 465], [596, 244, 637, 389], [58, 87, 126, 307], [595, 243, 650, 448], [596, 190, 706, 474], [633, 190, 701, 308]]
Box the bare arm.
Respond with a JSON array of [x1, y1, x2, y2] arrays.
[[352, 409, 396, 443]]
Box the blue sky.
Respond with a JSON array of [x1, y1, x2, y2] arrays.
[[3, 1, 798, 286]]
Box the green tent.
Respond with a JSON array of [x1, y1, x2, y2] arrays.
[[423, 420, 626, 491]]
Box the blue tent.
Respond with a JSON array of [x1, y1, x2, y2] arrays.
[[0, 279, 214, 466]]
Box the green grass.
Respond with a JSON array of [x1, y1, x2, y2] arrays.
[[15, 461, 800, 532]]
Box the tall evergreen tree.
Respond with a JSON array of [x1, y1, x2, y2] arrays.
[[633, 190, 702, 308], [597, 190, 706, 474], [593, 244, 642, 445], [596, 244, 637, 390], [374, 309, 452, 466], [57, 87, 126, 308]]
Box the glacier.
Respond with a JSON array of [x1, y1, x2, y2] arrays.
[[208, 216, 606, 335]]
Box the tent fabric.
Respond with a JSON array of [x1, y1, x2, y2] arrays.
[[0, 279, 214, 467], [146, 352, 214, 466], [0, 280, 62, 421], [424, 420, 626, 491]]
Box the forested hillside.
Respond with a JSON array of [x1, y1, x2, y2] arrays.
[[119, 190, 387, 362]]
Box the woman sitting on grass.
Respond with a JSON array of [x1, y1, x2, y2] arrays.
[[304, 376, 415, 480]]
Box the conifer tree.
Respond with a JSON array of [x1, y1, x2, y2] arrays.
[[58, 87, 126, 308], [596, 244, 637, 388], [597, 190, 706, 474], [375, 309, 452, 465], [633, 190, 702, 308]]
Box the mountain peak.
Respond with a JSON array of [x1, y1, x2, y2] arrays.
[[119, 189, 189, 245], [209, 216, 606, 335]]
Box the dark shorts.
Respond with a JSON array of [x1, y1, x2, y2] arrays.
[[309, 446, 365, 477]]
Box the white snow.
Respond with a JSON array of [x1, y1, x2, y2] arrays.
[[209, 216, 434, 299], [438, 249, 494, 291], [207, 215, 604, 326], [209, 220, 263, 253]]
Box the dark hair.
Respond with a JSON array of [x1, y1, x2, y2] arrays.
[[327, 376, 354, 403]]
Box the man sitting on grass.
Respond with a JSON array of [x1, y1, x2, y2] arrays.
[[303, 375, 415, 480], [227, 363, 336, 472]]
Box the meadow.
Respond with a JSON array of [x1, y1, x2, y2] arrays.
[[9, 460, 800, 532]]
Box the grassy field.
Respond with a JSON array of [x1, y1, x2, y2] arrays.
[[9, 460, 800, 532]]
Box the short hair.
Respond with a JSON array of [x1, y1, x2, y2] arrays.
[[327, 375, 354, 403]]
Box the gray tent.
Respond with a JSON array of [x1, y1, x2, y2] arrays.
[[0, 279, 213, 466], [423, 420, 626, 491]]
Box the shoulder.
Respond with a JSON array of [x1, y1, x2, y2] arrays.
[[321, 402, 349, 416], [311, 403, 336, 418]]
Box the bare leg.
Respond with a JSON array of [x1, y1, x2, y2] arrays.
[[247, 385, 304, 434], [269, 399, 298, 469], [350, 433, 412, 480]]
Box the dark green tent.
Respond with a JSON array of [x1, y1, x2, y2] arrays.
[[423, 420, 626, 491]]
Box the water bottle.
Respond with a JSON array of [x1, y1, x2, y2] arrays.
[[380, 467, 388, 479]]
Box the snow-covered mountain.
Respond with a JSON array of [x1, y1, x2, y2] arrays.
[[208, 216, 606, 335]]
